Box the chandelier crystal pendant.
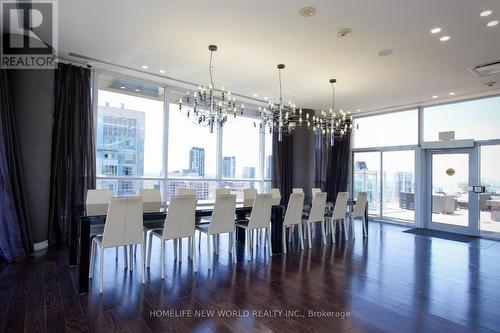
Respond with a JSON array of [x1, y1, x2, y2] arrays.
[[316, 79, 353, 146], [259, 64, 303, 142], [178, 45, 244, 133]]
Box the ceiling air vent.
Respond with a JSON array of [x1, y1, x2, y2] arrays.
[[468, 60, 500, 78]]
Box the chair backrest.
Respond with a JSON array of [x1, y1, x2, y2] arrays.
[[139, 189, 162, 213], [352, 192, 368, 218], [163, 195, 197, 239], [269, 188, 281, 206], [311, 188, 321, 201], [243, 188, 258, 207], [308, 192, 327, 222], [283, 193, 305, 226], [215, 188, 231, 196], [292, 188, 304, 194], [102, 197, 143, 247], [86, 189, 113, 215], [209, 194, 237, 234], [332, 192, 349, 219], [179, 188, 196, 197], [248, 193, 273, 229]]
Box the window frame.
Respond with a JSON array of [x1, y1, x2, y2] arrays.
[[93, 70, 272, 199]]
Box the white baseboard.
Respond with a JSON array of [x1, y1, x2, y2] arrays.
[[33, 240, 49, 251]]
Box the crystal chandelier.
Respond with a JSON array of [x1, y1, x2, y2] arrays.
[[315, 79, 353, 146], [178, 45, 244, 133], [259, 64, 304, 142]]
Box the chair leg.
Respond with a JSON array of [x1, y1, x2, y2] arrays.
[[228, 232, 233, 254], [282, 227, 287, 254], [115, 247, 118, 262], [147, 232, 153, 268], [160, 239, 165, 280], [298, 224, 304, 250], [215, 235, 219, 255], [198, 230, 201, 247], [246, 229, 251, 260], [232, 232, 237, 264], [331, 220, 336, 243], [178, 238, 182, 262], [129, 245, 133, 271], [351, 217, 356, 240], [188, 237, 192, 259], [123, 246, 128, 268], [134, 244, 137, 257], [141, 242, 145, 284], [173, 239, 178, 261], [342, 219, 347, 240], [207, 233, 212, 269], [307, 222, 312, 249], [99, 245, 104, 294], [321, 221, 327, 245], [363, 216, 367, 237], [89, 239, 96, 278], [267, 227, 272, 256], [191, 236, 197, 273]]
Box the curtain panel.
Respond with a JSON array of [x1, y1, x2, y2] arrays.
[[272, 131, 293, 207], [324, 135, 352, 202], [0, 70, 33, 262], [48, 63, 95, 244]]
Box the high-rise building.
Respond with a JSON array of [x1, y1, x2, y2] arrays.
[[243, 166, 256, 179], [223, 156, 236, 178], [189, 147, 205, 177], [96, 104, 145, 196]]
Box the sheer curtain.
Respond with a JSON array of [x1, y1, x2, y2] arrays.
[[49, 63, 95, 244], [0, 70, 33, 262]]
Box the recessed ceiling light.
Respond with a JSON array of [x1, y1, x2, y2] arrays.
[[253, 94, 259, 97], [299, 6, 316, 17], [264, 96, 269, 100], [159, 69, 165, 74], [432, 95, 438, 99], [120, 86, 126, 89], [430, 27, 442, 34], [141, 65, 148, 69], [377, 49, 394, 57], [487, 20, 499, 27], [440, 36, 451, 42], [449, 92, 455, 95], [135, 89, 140, 92], [356, 109, 361, 112], [480, 10, 492, 17]]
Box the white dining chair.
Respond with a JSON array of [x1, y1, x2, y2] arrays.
[[303, 192, 327, 248], [236, 193, 273, 259], [89, 197, 145, 294], [196, 194, 237, 269], [269, 188, 281, 206], [243, 188, 257, 207], [215, 188, 231, 196], [282, 193, 305, 253], [138, 189, 162, 257], [325, 192, 349, 242], [346, 192, 368, 239], [292, 188, 304, 194], [177, 188, 197, 256], [86, 189, 127, 264], [146, 195, 198, 278], [311, 188, 321, 201]]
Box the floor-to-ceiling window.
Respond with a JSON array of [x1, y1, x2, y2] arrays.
[[352, 109, 418, 223], [95, 73, 271, 201]]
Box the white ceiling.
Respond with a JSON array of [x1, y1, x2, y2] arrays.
[[55, 0, 500, 113]]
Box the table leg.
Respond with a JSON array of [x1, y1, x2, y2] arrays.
[[69, 214, 78, 266], [235, 211, 246, 242], [270, 206, 284, 255], [77, 217, 91, 294]]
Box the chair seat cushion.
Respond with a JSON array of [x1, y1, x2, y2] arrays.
[[235, 219, 249, 228], [196, 224, 210, 233]]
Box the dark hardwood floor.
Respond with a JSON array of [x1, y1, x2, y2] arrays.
[[1, 221, 500, 333]]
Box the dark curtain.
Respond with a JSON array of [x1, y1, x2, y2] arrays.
[[272, 131, 293, 206], [324, 135, 351, 202], [314, 132, 330, 190], [0, 70, 33, 262], [48, 63, 95, 245]]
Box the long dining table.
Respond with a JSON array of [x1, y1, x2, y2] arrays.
[[70, 203, 285, 294], [70, 199, 368, 295]]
